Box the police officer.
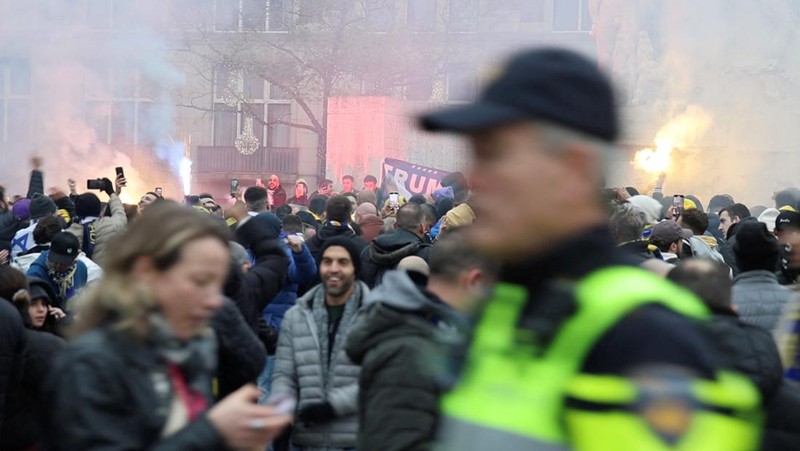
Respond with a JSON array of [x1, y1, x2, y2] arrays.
[[421, 49, 761, 450]]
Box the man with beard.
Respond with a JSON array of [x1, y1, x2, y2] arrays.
[[272, 237, 367, 451], [268, 174, 288, 209]]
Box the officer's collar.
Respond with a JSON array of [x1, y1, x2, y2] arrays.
[[501, 225, 630, 294]]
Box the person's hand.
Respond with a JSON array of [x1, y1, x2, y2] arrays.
[[285, 235, 304, 253], [207, 384, 292, 450], [31, 156, 42, 170], [296, 402, 335, 425], [101, 178, 114, 196], [381, 203, 394, 219], [48, 306, 66, 320], [115, 175, 127, 195], [224, 201, 248, 222], [614, 187, 631, 202], [68, 179, 77, 195], [0, 249, 8, 265]]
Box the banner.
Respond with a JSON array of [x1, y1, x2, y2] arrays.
[[380, 158, 450, 199]]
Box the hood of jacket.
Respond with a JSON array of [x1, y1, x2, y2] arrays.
[[368, 229, 426, 267], [315, 223, 357, 241], [697, 234, 719, 249]]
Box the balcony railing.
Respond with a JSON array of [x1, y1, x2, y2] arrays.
[[195, 146, 299, 174]]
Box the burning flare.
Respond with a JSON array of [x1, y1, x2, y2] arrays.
[[633, 106, 713, 174]]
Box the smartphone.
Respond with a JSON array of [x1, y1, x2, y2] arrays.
[[115, 166, 125, 179], [155, 187, 163, 197], [230, 178, 240, 198], [672, 194, 685, 218], [389, 192, 399, 206], [265, 394, 296, 415]]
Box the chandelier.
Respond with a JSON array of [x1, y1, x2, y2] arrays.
[[236, 117, 260, 155]]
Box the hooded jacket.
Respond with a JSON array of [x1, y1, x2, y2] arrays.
[[263, 232, 317, 333], [66, 193, 127, 265], [720, 217, 758, 276], [359, 229, 431, 288], [345, 271, 463, 451], [14, 250, 103, 284], [0, 300, 25, 441], [358, 214, 385, 243], [271, 282, 368, 449], [687, 235, 725, 264]]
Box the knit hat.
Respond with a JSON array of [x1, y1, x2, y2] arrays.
[[355, 202, 377, 218], [628, 195, 662, 224], [12, 199, 30, 221], [757, 208, 780, 233], [358, 214, 384, 242], [251, 212, 283, 239], [75, 192, 102, 218], [320, 237, 362, 274], [733, 221, 779, 264], [29, 194, 57, 220], [432, 186, 455, 203], [444, 203, 476, 228]]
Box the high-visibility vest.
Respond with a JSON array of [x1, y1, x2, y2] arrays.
[[438, 266, 762, 451]]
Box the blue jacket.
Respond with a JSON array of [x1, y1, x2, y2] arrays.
[[263, 233, 317, 331], [26, 251, 88, 310]]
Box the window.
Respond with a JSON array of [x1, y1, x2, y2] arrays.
[[0, 60, 31, 147], [268, 0, 292, 31], [407, 0, 435, 31], [365, 0, 394, 31], [553, 0, 592, 32], [270, 83, 291, 100], [242, 0, 267, 31], [214, 103, 238, 145], [267, 104, 291, 147], [446, 64, 477, 102], [215, 0, 240, 31], [84, 68, 157, 146], [242, 103, 265, 145], [447, 0, 478, 32], [298, 0, 323, 25]]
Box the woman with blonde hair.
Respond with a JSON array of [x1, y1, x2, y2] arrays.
[[44, 201, 291, 450]]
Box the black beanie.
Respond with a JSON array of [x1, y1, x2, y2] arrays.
[[320, 237, 362, 275], [75, 193, 102, 218], [733, 221, 779, 271], [29, 194, 57, 220]]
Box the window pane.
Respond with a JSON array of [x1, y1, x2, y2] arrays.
[[243, 0, 267, 31], [85, 101, 111, 144], [9, 61, 30, 96], [267, 103, 290, 147], [446, 65, 476, 102], [214, 103, 237, 145], [0, 67, 6, 96], [86, 0, 111, 29], [5, 99, 29, 145], [298, 0, 322, 25], [448, 0, 477, 32], [407, 0, 435, 31], [244, 74, 265, 99], [269, 83, 291, 100], [0, 101, 5, 143], [242, 103, 265, 145], [268, 0, 292, 31], [406, 76, 433, 101], [215, 0, 239, 31], [112, 69, 136, 98], [366, 0, 394, 31], [111, 101, 135, 145], [553, 0, 579, 31], [580, 0, 592, 31], [521, 0, 545, 22]]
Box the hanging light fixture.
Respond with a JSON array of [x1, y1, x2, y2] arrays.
[[236, 117, 260, 155]]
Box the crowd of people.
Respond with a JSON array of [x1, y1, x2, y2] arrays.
[[2, 47, 800, 450]]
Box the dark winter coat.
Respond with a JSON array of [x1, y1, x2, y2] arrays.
[[271, 185, 288, 208], [43, 327, 227, 451], [1, 328, 65, 450], [0, 170, 44, 251], [346, 271, 463, 451], [263, 232, 317, 333], [0, 300, 25, 443], [26, 252, 89, 310], [359, 229, 431, 288], [227, 217, 290, 333], [732, 270, 792, 331], [720, 217, 759, 276], [212, 298, 267, 399]]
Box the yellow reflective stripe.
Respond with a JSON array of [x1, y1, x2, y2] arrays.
[[566, 374, 637, 404], [692, 371, 761, 411]]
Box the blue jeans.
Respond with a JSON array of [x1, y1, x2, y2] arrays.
[[257, 355, 276, 404]]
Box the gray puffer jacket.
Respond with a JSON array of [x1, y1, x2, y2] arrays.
[[272, 282, 368, 449], [732, 270, 793, 331]]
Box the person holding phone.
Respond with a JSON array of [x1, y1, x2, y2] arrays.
[[65, 171, 128, 264], [43, 202, 291, 450]]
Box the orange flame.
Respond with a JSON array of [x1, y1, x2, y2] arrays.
[[633, 106, 713, 175]]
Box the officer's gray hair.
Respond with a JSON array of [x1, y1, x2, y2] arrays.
[[537, 122, 616, 175]]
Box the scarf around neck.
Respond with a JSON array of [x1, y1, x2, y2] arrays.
[[48, 262, 77, 302]]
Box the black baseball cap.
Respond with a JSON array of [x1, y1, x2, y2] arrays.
[[49, 232, 80, 266], [776, 210, 800, 231], [420, 48, 619, 141]]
